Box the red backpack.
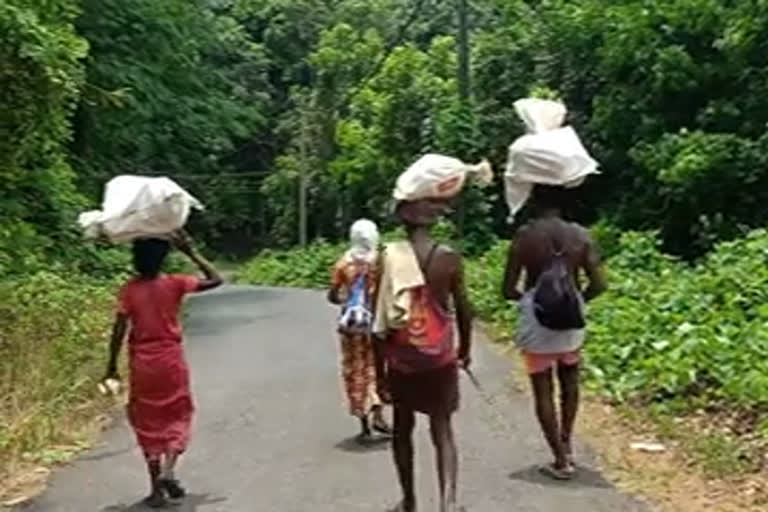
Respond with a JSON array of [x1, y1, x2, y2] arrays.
[[387, 244, 456, 372]]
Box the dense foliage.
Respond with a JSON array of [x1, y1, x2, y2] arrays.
[[5, 0, 768, 265], [238, 227, 768, 417]]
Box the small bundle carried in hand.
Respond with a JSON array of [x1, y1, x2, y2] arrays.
[[78, 175, 203, 243], [504, 98, 599, 222]]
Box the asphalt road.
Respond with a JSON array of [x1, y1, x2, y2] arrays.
[[19, 286, 648, 512]]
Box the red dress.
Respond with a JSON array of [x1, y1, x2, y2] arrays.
[[118, 274, 200, 458]]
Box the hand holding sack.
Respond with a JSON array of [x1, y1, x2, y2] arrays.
[[78, 175, 203, 243]]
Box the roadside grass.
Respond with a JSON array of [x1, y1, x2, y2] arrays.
[[0, 272, 119, 503]]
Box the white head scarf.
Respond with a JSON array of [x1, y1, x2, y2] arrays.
[[393, 153, 493, 202], [346, 219, 379, 264], [504, 98, 599, 223]]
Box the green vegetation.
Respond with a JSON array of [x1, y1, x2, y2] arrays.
[[0, 273, 118, 480], [242, 227, 768, 413], [5, 0, 768, 492], [6, 0, 768, 263], [237, 227, 768, 475]]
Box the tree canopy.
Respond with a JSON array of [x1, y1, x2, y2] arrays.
[[3, 0, 768, 272]]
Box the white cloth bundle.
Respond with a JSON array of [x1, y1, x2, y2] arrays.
[[78, 175, 203, 243], [394, 153, 493, 202], [372, 241, 425, 335], [345, 219, 379, 264], [504, 98, 599, 222]]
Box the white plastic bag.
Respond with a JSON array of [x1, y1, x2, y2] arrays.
[[394, 153, 493, 202], [504, 98, 599, 222], [78, 176, 203, 243], [514, 98, 567, 134]]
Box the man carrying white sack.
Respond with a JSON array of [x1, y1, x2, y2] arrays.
[[502, 98, 606, 480], [373, 154, 491, 512]]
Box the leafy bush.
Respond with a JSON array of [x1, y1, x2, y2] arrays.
[[236, 241, 343, 289], [239, 226, 768, 415], [0, 272, 119, 479], [587, 229, 768, 409], [236, 221, 461, 288]]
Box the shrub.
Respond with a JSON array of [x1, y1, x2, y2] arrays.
[[586, 229, 768, 409], [0, 272, 119, 479], [238, 226, 768, 415]]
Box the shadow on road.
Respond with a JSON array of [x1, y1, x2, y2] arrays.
[[101, 493, 227, 512], [508, 464, 614, 489], [79, 446, 133, 463], [334, 435, 390, 454]]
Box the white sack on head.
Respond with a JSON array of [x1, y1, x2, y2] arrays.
[[505, 98, 599, 222], [514, 98, 567, 134], [346, 218, 379, 264], [393, 153, 493, 202], [78, 175, 203, 243]]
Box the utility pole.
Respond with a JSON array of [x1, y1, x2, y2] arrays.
[[456, 0, 471, 239], [298, 110, 308, 247], [457, 0, 471, 103]]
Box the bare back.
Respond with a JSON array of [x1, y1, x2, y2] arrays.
[[504, 216, 605, 301], [410, 238, 458, 310], [518, 218, 590, 288]]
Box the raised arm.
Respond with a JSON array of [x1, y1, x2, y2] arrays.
[[582, 237, 606, 302], [172, 231, 223, 291], [502, 238, 523, 301], [451, 254, 473, 369]]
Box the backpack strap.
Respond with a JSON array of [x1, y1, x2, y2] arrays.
[[417, 242, 439, 274]]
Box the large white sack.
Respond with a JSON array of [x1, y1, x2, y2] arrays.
[[504, 98, 599, 222], [393, 153, 493, 202], [78, 176, 203, 243]]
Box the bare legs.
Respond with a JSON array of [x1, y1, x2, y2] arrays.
[[429, 414, 458, 512], [391, 407, 416, 511], [143, 451, 186, 506], [162, 452, 179, 480], [530, 363, 580, 475], [390, 407, 459, 512], [143, 457, 167, 508], [558, 363, 580, 463], [160, 452, 186, 498]]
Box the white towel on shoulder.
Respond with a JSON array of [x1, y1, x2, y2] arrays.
[[373, 241, 424, 335]]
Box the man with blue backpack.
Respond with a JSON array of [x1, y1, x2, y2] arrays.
[[502, 98, 605, 480], [328, 219, 391, 444], [503, 185, 606, 480]]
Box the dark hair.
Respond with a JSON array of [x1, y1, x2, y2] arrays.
[[532, 184, 571, 212], [132, 238, 170, 279]]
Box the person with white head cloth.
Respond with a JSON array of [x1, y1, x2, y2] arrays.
[[373, 153, 492, 512], [502, 98, 606, 480], [328, 219, 391, 443]]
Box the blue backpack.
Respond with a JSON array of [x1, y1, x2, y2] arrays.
[[338, 273, 373, 335]]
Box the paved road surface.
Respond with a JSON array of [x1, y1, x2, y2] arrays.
[[20, 286, 648, 512]]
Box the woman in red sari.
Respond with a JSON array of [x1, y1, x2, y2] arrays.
[[103, 231, 222, 507]]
